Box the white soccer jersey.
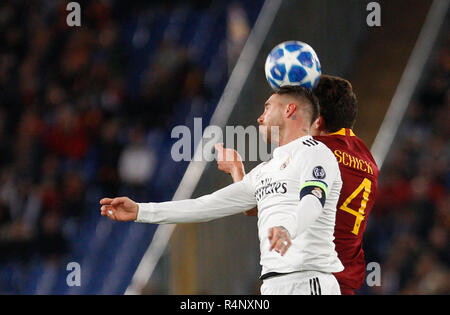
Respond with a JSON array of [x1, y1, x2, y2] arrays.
[[136, 135, 344, 276]]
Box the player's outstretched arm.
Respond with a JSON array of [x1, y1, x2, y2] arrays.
[[100, 197, 138, 222], [215, 143, 258, 217], [100, 178, 257, 225]]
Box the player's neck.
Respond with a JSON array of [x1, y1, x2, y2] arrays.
[[278, 127, 309, 146], [319, 130, 331, 136]]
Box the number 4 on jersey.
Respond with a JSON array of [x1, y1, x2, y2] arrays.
[[339, 178, 372, 235]]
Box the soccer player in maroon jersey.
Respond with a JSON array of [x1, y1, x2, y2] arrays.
[[310, 75, 379, 295], [216, 75, 379, 295]]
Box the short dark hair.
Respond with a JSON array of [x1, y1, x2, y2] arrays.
[[273, 85, 319, 125], [313, 75, 357, 133]]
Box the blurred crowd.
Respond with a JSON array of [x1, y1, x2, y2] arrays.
[[362, 36, 450, 294], [0, 0, 212, 266], [0, 0, 447, 295]]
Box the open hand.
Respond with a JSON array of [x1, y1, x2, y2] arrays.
[[100, 197, 139, 222]]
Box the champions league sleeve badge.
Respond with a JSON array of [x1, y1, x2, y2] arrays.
[[312, 166, 326, 179]]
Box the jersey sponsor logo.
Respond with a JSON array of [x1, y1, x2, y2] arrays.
[[254, 177, 288, 202], [312, 166, 326, 179]]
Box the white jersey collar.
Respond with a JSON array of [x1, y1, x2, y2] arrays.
[[273, 135, 312, 158]]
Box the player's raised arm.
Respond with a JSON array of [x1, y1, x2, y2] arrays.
[[99, 176, 257, 224], [215, 143, 245, 182], [215, 143, 258, 217]]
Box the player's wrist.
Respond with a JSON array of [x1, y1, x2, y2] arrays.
[[132, 202, 139, 221], [230, 165, 245, 182], [270, 221, 296, 240], [275, 226, 291, 238]]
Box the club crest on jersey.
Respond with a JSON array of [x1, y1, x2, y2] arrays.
[[311, 187, 323, 199], [312, 166, 326, 179], [280, 156, 291, 170]]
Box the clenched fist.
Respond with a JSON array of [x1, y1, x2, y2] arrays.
[[268, 226, 292, 256]]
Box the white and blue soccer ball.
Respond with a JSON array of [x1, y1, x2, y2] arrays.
[[264, 41, 322, 90]]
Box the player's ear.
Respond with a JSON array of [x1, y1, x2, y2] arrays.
[[315, 115, 325, 130], [285, 103, 297, 118], [310, 116, 324, 135]]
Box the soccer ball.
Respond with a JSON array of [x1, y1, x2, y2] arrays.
[[264, 41, 322, 90]]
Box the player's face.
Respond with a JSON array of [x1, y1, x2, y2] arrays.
[[257, 94, 284, 144]]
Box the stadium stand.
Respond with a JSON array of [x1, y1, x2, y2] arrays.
[[0, 0, 447, 295], [0, 0, 262, 294], [361, 33, 449, 294]]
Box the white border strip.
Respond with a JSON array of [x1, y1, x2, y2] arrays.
[[124, 0, 282, 295], [371, 0, 449, 169]]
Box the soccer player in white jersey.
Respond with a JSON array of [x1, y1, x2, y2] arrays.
[[100, 86, 344, 295]]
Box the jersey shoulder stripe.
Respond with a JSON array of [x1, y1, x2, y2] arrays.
[[302, 139, 319, 147]]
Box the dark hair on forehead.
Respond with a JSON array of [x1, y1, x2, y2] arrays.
[[273, 85, 319, 125], [313, 75, 357, 133]]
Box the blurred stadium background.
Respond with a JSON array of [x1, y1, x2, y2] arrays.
[[0, 0, 448, 294]]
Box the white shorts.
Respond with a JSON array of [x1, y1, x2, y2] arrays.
[[260, 271, 341, 295]]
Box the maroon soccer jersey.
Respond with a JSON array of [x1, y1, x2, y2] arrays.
[[314, 128, 379, 293]]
